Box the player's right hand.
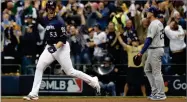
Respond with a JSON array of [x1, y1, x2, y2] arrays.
[[48, 45, 57, 53]]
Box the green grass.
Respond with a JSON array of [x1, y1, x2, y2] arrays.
[[1, 96, 185, 99]]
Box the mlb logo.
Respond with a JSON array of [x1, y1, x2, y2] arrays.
[[39, 77, 83, 93], [67, 78, 83, 92]]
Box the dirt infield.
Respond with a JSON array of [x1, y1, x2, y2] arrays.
[[2, 97, 186, 102]]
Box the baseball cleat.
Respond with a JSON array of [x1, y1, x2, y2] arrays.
[[93, 76, 101, 94], [150, 95, 167, 101], [23, 95, 39, 101], [147, 93, 155, 99]]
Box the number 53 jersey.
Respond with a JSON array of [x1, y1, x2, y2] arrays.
[[147, 19, 165, 48], [44, 15, 67, 45]]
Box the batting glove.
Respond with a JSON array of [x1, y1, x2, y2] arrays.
[[48, 45, 57, 53]]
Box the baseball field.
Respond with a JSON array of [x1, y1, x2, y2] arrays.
[[1, 96, 186, 102]]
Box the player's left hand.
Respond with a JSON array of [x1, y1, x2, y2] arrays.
[[48, 45, 57, 53]]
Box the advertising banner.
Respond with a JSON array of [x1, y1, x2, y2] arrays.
[[18, 75, 95, 96], [163, 76, 186, 96], [1, 75, 186, 96]]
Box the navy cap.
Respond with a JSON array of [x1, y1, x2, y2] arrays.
[[146, 6, 159, 17], [146, 6, 158, 14], [94, 23, 101, 30]]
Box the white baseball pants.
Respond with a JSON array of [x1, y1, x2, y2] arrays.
[[29, 42, 94, 96]]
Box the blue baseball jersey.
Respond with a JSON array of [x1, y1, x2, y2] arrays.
[[44, 15, 67, 45]]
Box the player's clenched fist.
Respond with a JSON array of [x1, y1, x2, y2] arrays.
[[48, 45, 57, 53]]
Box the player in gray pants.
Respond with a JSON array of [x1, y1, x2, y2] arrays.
[[137, 7, 166, 101]]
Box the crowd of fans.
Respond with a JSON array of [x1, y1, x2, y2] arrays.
[[1, 0, 186, 76]]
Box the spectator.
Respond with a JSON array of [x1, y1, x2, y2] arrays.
[[84, 2, 98, 28], [100, 0, 116, 15], [65, 1, 82, 26], [93, 54, 117, 96], [112, 7, 129, 31], [23, 12, 45, 53], [19, 14, 41, 75], [121, 3, 129, 14], [173, 11, 186, 29], [88, 23, 107, 61], [166, 2, 186, 30], [128, 0, 136, 19], [91, 2, 110, 30], [69, 8, 91, 70], [106, 22, 121, 64], [133, 7, 150, 73], [114, 0, 123, 8], [157, 14, 171, 74], [134, 6, 149, 44], [2, 13, 11, 30], [21, 0, 38, 24], [87, 27, 95, 61], [99, 81, 116, 96], [3, 1, 14, 20], [164, 19, 186, 75], [121, 20, 137, 45], [12, 0, 24, 26], [3, 15, 20, 58], [56, 0, 67, 17], [117, 33, 146, 96]]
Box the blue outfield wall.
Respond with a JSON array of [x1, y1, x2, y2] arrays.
[[1, 75, 186, 96], [2, 76, 20, 95]]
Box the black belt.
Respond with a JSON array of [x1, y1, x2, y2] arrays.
[[148, 46, 164, 49]]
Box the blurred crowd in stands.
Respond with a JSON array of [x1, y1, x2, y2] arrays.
[[1, 0, 187, 74]]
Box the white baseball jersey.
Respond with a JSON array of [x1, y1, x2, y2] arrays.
[[93, 31, 107, 57], [147, 19, 165, 48]]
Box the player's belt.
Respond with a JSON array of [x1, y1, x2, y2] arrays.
[[148, 46, 164, 49]]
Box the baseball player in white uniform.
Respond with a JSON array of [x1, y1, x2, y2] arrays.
[[23, 1, 100, 100], [137, 7, 166, 100]]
